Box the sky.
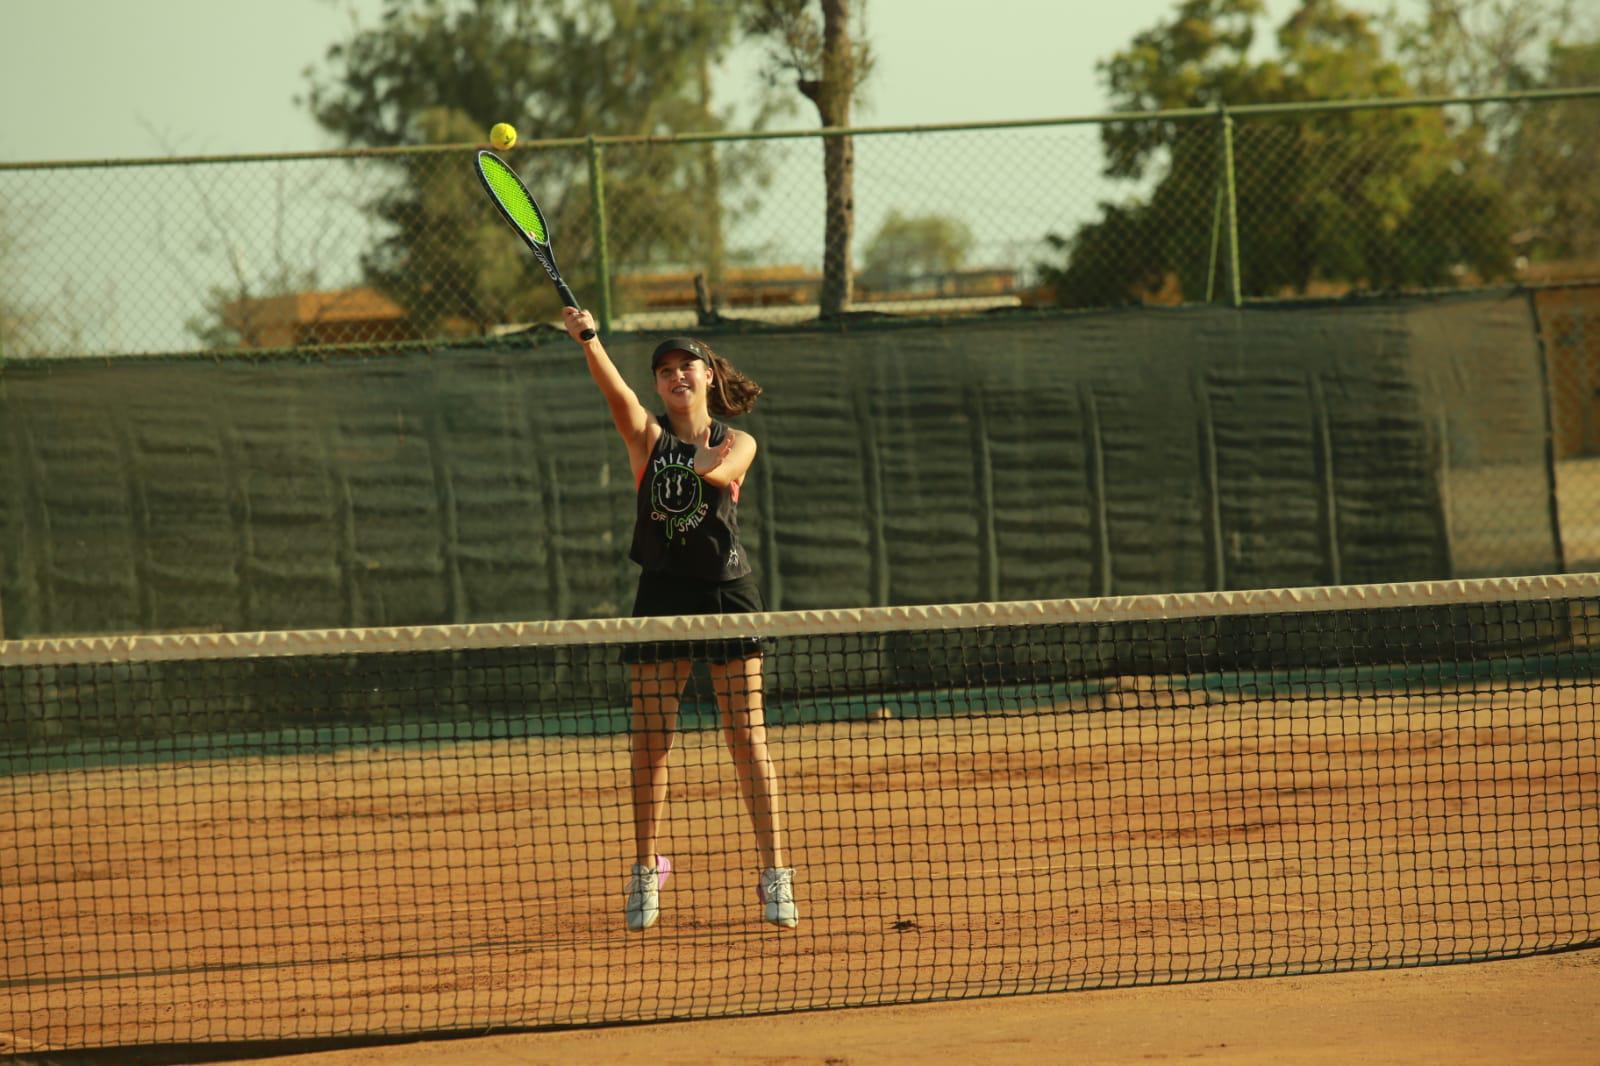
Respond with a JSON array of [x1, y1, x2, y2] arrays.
[[1, 0, 1385, 355], [0, 0, 1314, 163]]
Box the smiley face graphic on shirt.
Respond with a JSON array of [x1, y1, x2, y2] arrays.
[[648, 457, 710, 541]]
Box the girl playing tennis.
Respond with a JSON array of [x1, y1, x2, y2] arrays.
[[563, 307, 798, 932]]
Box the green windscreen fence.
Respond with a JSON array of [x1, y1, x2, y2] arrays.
[[0, 288, 1559, 640]]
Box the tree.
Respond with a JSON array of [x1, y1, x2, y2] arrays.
[[860, 210, 972, 293], [0, 210, 39, 357], [1041, 0, 1516, 307], [169, 160, 333, 350], [1387, 0, 1584, 99], [303, 0, 764, 332], [0, 206, 93, 358], [744, 0, 873, 318], [1499, 40, 1600, 263], [1387, 0, 1600, 265]]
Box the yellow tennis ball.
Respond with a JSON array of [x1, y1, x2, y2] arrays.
[[490, 122, 517, 150]]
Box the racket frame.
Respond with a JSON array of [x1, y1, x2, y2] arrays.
[[475, 149, 594, 339]]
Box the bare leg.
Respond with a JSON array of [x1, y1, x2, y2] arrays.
[[711, 654, 785, 870], [630, 659, 689, 866]]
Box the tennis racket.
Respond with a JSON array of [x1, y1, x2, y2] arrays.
[[475, 149, 595, 340]]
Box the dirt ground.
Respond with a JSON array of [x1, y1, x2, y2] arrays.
[[4, 674, 1597, 1057], [227, 947, 1600, 1065]]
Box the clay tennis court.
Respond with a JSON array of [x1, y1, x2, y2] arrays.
[[5, 668, 1597, 1056]]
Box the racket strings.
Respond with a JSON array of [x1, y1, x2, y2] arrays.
[[479, 156, 549, 243]]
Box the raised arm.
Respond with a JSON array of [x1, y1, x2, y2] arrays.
[[693, 426, 757, 488], [564, 308, 655, 471]]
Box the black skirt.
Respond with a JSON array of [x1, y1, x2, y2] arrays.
[[621, 570, 767, 664]]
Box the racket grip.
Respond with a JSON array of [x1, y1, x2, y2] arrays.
[[556, 280, 595, 339]]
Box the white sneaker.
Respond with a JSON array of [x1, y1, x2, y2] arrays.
[[758, 867, 799, 928], [625, 855, 672, 931]]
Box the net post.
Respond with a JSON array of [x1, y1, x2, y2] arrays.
[[586, 136, 614, 335]]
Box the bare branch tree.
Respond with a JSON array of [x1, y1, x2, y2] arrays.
[[745, 0, 873, 318], [137, 120, 339, 350]]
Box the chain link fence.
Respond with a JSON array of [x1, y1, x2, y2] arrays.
[[1, 91, 1594, 358], [2, 90, 1599, 577]]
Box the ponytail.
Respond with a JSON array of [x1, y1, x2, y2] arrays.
[[706, 349, 762, 417]]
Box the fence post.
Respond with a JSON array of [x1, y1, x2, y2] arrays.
[[1218, 103, 1242, 308], [586, 135, 613, 334], [1206, 176, 1224, 304]]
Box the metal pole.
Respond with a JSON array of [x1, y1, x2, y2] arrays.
[[1079, 382, 1113, 596], [1194, 368, 1228, 591], [1308, 373, 1343, 585], [1205, 179, 1224, 305], [6, 86, 1598, 171], [1527, 289, 1569, 572], [586, 135, 613, 335], [1219, 104, 1242, 308]]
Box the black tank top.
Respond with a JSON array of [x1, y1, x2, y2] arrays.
[[629, 415, 752, 581]]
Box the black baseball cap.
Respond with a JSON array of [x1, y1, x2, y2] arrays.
[[650, 336, 714, 369]]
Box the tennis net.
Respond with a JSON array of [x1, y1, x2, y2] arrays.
[[3, 574, 1598, 1052]]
